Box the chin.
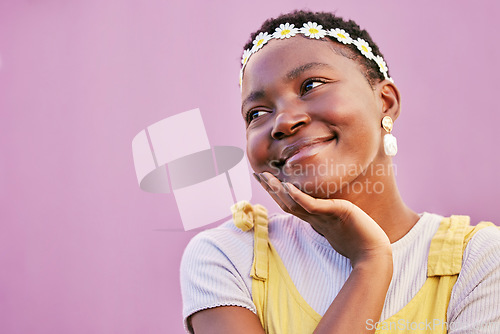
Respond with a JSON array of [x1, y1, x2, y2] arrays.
[[283, 174, 348, 199]]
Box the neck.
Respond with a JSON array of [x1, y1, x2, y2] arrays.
[[337, 161, 419, 243]]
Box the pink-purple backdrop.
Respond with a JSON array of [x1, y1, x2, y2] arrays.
[[1, 1, 499, 333]]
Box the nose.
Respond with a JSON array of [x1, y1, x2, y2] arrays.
[[271, 105, 311, 140]]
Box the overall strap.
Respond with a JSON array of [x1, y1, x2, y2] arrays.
[[427, 216, 495, 277], [375, 216, 495, 334], [232, 201, 321, 334], [427, 215, 469, 276], [231, 201, 270, 331], [231, 201, 270, 280]]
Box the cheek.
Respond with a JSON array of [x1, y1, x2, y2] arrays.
[[338, 115, 380, 154], [319, 93, 380, 155], [245, 128, 270, 170], [346, 117, 382, 167]]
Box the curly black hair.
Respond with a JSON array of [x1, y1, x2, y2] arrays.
[[242, 10, 390, 86]]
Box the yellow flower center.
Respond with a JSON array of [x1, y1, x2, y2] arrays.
[[309, 28, 319, 34], [337, 33, 346, 39], [361, 45, 368, 52], [281, 29, 290, 36], [257, 39, 264, 46]]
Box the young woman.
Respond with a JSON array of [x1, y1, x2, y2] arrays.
[[180, 10, 500, 334]]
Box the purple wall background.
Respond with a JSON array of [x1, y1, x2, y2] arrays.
[[1, 1, 499, 333]]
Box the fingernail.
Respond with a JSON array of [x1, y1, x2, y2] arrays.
[[259, 173, 268, 182], [282, 182, 290, 192], [253, 173, 261, 182]]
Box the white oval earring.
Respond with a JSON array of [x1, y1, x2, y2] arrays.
[[382, 116, 398, 157]]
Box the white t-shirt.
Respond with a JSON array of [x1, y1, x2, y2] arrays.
[[180, 212, 500, 333]]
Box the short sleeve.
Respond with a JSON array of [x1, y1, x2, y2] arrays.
[[447, 225, 500, 333], [180, 223, 256, 333]]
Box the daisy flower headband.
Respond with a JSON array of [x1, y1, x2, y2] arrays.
[[240, 21, 393, 87]]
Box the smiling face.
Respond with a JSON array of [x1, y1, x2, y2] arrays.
[[242, 36, 396, 199]]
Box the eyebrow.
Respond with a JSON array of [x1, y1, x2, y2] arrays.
[[241, 62, 332, 113], [241, 90, 265, 114], [285, 62, 331, 81]]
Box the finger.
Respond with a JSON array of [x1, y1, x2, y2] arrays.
[[255, 173, 292, 213], [258, 172, 282, 193], [260, 173, 309, 215]]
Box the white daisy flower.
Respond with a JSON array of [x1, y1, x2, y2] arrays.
[[352, 38, 375, 59], [374, 55, 388, 74], [251, 32, 272, 52], [301, 22, 327, 39], [329, 28, 352, 44], [239, 68, 244, 90], [241, 48, 252, 67], [273, 23, 299, 39]]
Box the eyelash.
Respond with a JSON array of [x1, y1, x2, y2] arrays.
[[245, 78, 328, 124], [246, 109, 269, 124], [300, 78, 328, 95]]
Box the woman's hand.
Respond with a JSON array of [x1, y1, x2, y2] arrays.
[[256, 172, 391, 268], [257, 172, 393, 333]]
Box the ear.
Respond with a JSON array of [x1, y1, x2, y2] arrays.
[[377, 80, 401, 121]]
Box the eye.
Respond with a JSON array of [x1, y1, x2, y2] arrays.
[[247, 110, 269, 123], [301, 78, 327, 95]]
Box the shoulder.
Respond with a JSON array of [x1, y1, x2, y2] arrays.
[[447, 222, 500, 331], [184, 219, 254, 250], [457, 222, 500, 289], [180, 219, 254, 275], [459, 222, 500, 283], [180, 212, 302, 328], [180, 219, 256, 329], [464, 223, 500, 259], [181, 212, 303, 265], [180, 210, 308, 290], [181, 211, 301, 254]]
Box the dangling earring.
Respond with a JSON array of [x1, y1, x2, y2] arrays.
[[382, 116, 398, 157]]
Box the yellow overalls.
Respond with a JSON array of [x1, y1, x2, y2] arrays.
[[231, 201, 494, 334]]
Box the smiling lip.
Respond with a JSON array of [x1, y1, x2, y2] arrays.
[[279, 136, 336, 167]]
